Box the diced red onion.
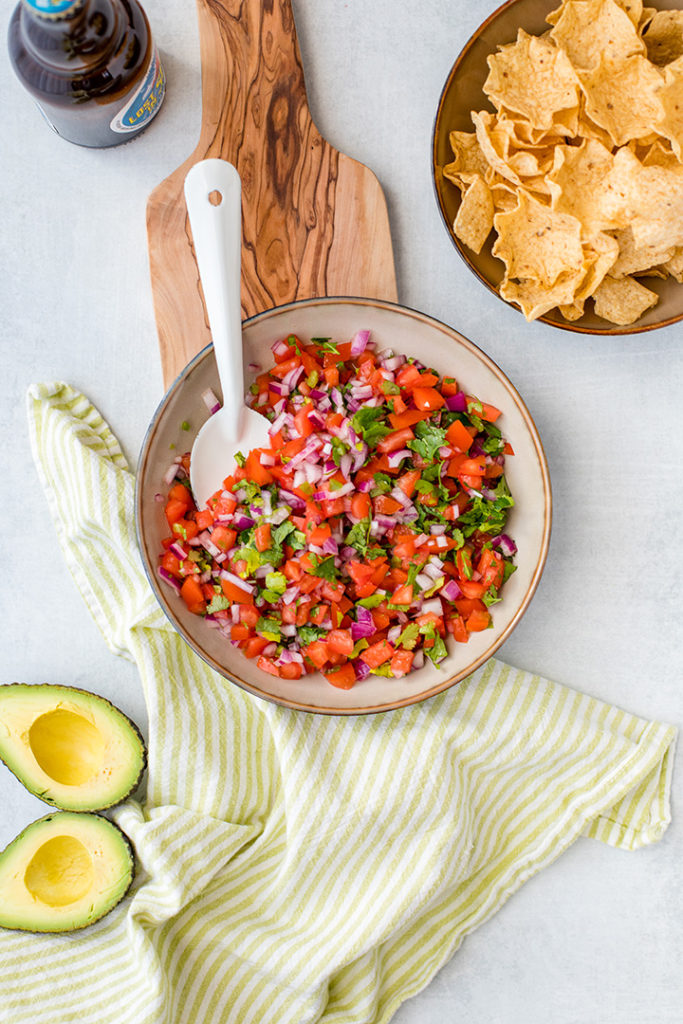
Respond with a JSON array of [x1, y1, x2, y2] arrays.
[[386, 448, 411, 468], [491, 533, 517, 556], [412, 650, 425, 670], [232, 513, 255, 532], [421, 597, 444, 617], [352, 659, 371, 681], [440, 579, 463, 602], [269, 381, 289, 397], [282, 587, 299, 605], [445, 392, 467, 412], [219, 570, 254, 594], [158, 567, 182, 594], [429, 524, 447, 535], [422, 560, 444, 580], [272, 338, 291, 358], [350, 329, 371, 356], [202, 387, 221, 414], [415, 573, 432, 591], [262, 643, 278, 657], [163, 463, 180, 485], [281, 625, 297, 638], [254, 564, 276, 579], [169, 542, 188, 560]]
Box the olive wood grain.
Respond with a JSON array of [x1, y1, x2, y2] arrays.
[[147, 0, 397, 388]]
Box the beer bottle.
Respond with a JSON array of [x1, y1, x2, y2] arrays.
[[8, 0, 165, 148]]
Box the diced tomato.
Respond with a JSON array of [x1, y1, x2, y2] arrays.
[[445, 419, 474, 452], [373, 494, 403, 515], [324, 663, 357, 689], [279, 661, 303, 680], [388, 408, 430, 430], [360, 640, 395, 668], [308, 523, 332, 546], [478, 548, 505, 590], [165, 499, 189, 527], [390, 649, 414, 677], [195, 508, 214, 531], [220, 579, 255, 604], [211, 525, 237, 552], [396, 469, 421, 497], [327, 629, 354, 656], [303, 640, 329, 669], [180, 577, 206, 615], [245, 450, 274, 486], [390, 583, 413, 606], [254, 523, 272, 552], [293, 404, 315, 438], [257, 656, 281, 677], [467, 609, 491, 631], [230, 623, 251, 643], [412, 387, 445, 412], [376, 428, 414, 454], [351, 492, 372, 519]]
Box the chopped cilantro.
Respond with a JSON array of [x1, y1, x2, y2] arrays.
[[351, 406, 392, 447], [298, 624, 327, 646], [408, 420, 447, 463], [370, 472, 392, 496], [256, 617, 281, 641], [381, 379, 401, 395], [357, 592, 387, 608], [181, 420, 191, 431], [350, 638, 370, 659], [346, 517, 372, 557], [420, 623, 448, 665], [234, 451, 246, 468], [331, 437, 349, 467], [310, 555, 339, 581], [206, 594, 230, 614], [396, 623, 419, 650]]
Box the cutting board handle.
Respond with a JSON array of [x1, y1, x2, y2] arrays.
[[147, 0, 397, 388]]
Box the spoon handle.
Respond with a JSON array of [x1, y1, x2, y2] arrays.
[[184, 159, 244, 441]]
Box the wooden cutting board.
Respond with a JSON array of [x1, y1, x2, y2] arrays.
[[148, 0, 398, 389]]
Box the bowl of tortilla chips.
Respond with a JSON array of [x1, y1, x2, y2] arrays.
[[433, 0, 683, 332]]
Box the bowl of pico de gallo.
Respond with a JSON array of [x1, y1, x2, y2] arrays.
[[136, 296, 551, 714]]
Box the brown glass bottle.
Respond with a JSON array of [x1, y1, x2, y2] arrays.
[[8, 0, 165, 148]]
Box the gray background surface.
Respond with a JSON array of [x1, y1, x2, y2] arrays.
[[1, 1, 681, 1021]]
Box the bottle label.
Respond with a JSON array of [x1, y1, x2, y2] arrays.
[[110, 46, 165, 135], [23, 0, 82, 18]]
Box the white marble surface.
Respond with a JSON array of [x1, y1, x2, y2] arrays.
[[1, 1, 682, 1020]]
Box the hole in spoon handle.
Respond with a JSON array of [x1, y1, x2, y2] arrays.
[[209, 190, 222, 206]]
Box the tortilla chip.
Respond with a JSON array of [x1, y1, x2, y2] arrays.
[[641, 9, 683, 65], [578, 53, 666, 146], [453, 176, 494, 253], [661, 246, 683, 281], [609, 226, 675, 276], [550, 0, 645, 70], [656, 56, 683, 159], [606, 147, 683, 249], [500, 269, 586, 320], [592, 274, 659, 323], [577, 232, 621, 297], [547, 139, 625, 234], [493, 190, 584, 286], [444, 131, 490, 190], [484, 29, 580, 130], [490, 181, 520, 213]]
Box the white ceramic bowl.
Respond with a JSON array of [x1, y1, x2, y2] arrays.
[[136, 297, 552, 714]]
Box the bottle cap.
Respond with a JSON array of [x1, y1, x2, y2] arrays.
[[23, 0, 83, 19]]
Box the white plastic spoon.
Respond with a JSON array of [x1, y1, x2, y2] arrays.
[[184, 159, 271, 509]]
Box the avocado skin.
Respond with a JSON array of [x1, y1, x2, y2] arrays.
[[0, 683, 147, 811], [0, 812, 135, 933]]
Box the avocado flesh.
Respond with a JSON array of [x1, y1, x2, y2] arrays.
[[0, 684, 146, 811], [0, 812, 134, 932]]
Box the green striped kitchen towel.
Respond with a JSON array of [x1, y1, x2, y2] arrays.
[[1, 381, 675, 1024]]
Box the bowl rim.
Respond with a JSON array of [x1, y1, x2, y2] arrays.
[[431, 0, 683, 336], [135, 295, 553, 715]]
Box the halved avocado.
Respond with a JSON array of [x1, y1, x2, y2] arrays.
[[0, 684, 146, 811], [0, 812, 134, 932]]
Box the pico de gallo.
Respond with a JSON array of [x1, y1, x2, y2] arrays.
[[157, 330, 517, 689]]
